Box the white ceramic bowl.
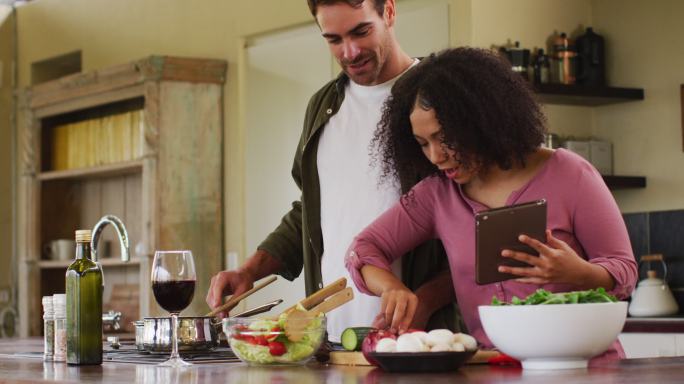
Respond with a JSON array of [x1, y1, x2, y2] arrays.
[[479, 301, 628, 370]]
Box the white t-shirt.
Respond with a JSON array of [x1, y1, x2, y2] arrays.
[[317, 61, 418, 342]]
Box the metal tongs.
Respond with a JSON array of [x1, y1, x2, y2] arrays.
[[206, 275, 278, 317], [232, 298, 284, 318]]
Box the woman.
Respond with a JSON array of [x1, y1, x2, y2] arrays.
[[345, 47, 637, 361]]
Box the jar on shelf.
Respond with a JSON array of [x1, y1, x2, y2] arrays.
[[551, 32, 577, 84]]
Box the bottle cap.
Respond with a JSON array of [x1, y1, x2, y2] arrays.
[[75, 229, 92, 243], [52, 294, 66, 317], [42, 296, 54, 315]]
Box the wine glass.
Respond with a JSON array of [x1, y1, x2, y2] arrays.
[[151, 250, 196, 367]]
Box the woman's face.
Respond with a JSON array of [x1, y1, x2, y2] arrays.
[[410, 101, 477, 184]]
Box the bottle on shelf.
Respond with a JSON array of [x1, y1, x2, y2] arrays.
[[532, 48, 550, 85], [575, 27, 606, 86], [66, 229, 103, 365], [551, 32, 577, 84]]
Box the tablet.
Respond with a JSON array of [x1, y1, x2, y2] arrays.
[[475, 199, 547, 285]]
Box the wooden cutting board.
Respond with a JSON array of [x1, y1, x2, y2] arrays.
[[329, 351, 372, 366], [468, 349, 501, 364], [328, 350, 501, 366]]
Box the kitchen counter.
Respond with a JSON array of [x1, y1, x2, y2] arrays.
[[2, 339, 684, 383], [623, 316, 684, 333]]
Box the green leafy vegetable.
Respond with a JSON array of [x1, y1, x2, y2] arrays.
[[491, 288, 618, 306]]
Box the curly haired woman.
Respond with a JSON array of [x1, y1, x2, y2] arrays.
[[344, 47, 637, 363]]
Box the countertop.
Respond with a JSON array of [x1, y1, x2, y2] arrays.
[[2, 338, 684, 383], [623, 316, 684, 333]]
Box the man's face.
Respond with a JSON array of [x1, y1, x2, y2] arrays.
[[316, 0, 393, 85]]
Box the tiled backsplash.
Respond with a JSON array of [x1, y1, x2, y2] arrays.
[[623, 209, 684, 313]]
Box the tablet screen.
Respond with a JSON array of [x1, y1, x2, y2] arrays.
[[475, 199, 547, 285]]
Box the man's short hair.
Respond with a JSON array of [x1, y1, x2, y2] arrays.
[[306, 0, 386, 18]]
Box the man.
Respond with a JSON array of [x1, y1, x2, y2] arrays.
[[207, 0, 459, 342]]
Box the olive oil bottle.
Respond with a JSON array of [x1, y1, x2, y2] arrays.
[[66, 229, 103, 365]]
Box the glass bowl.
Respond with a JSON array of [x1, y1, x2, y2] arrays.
[[223, 315, 326, 365]]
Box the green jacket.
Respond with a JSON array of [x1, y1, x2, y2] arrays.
[[258, 72, 460, 331]]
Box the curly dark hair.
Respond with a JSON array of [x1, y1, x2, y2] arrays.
[[372, 47, 546, 190], [307, 0, 385, 17]]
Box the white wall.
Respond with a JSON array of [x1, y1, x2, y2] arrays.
[[242, 24, 331, 314], [593, 0, 684, 213]]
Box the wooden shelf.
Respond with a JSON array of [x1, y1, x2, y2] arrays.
[[37, 257, 142, 269], [603, 175, 646, 190], [19, 56, 226, 336], [535, 84, 644, 106], [38, 159, 143, 181]]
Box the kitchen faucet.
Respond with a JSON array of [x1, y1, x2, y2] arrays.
[[91, 215, 130, 262]]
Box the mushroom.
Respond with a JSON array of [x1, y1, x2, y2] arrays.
[[396, 333, 428, 352], [453, 333, 477, 351], [375, 337, 398, 353], [426, 329, 455, 347]]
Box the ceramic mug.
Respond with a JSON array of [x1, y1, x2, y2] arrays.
[[44, 239, 75, 261]]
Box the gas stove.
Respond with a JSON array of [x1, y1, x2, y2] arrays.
[[104, 341, 240, 364]]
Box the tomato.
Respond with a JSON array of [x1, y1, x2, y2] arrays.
[[254, 335, 269, 346], [237, 335, 256, 344], [266, 326, 281, 341], [268, 341, 287, 356]]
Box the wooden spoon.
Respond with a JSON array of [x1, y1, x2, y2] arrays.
[[285, 287, 354, 342], [281, 277, 347, 315], [206, 275, 277, 317]]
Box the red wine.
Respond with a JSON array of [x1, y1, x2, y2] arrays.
[[152, 280, 195, 313]]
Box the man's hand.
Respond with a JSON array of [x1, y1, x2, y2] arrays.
[[206, 269, 255, 317], [205, 250, 283, 317]]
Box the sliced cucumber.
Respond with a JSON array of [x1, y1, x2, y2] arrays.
[[341, 327, 374, 351]]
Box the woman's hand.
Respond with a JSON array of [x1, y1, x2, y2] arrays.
[[377, 283, 418, 333], [372, 295, 428, 331], [498, 229, 609, 287]]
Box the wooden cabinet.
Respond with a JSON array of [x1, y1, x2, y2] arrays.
[[16, 56, 226, 337]]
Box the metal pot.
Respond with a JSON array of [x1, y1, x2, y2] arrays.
[[142, 316, 219, 353], [134, 299, 283, 352]]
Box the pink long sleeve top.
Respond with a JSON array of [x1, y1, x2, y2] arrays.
[[346, 149, 637, 360]]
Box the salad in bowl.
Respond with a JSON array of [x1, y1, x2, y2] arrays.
[[223, 309, 325, 365]]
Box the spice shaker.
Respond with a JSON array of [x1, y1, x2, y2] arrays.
[[42, 296, 54, 361], [53, 294, 67, 362]]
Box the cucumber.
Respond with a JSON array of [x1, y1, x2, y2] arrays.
[[341, 327, 374, 351]]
